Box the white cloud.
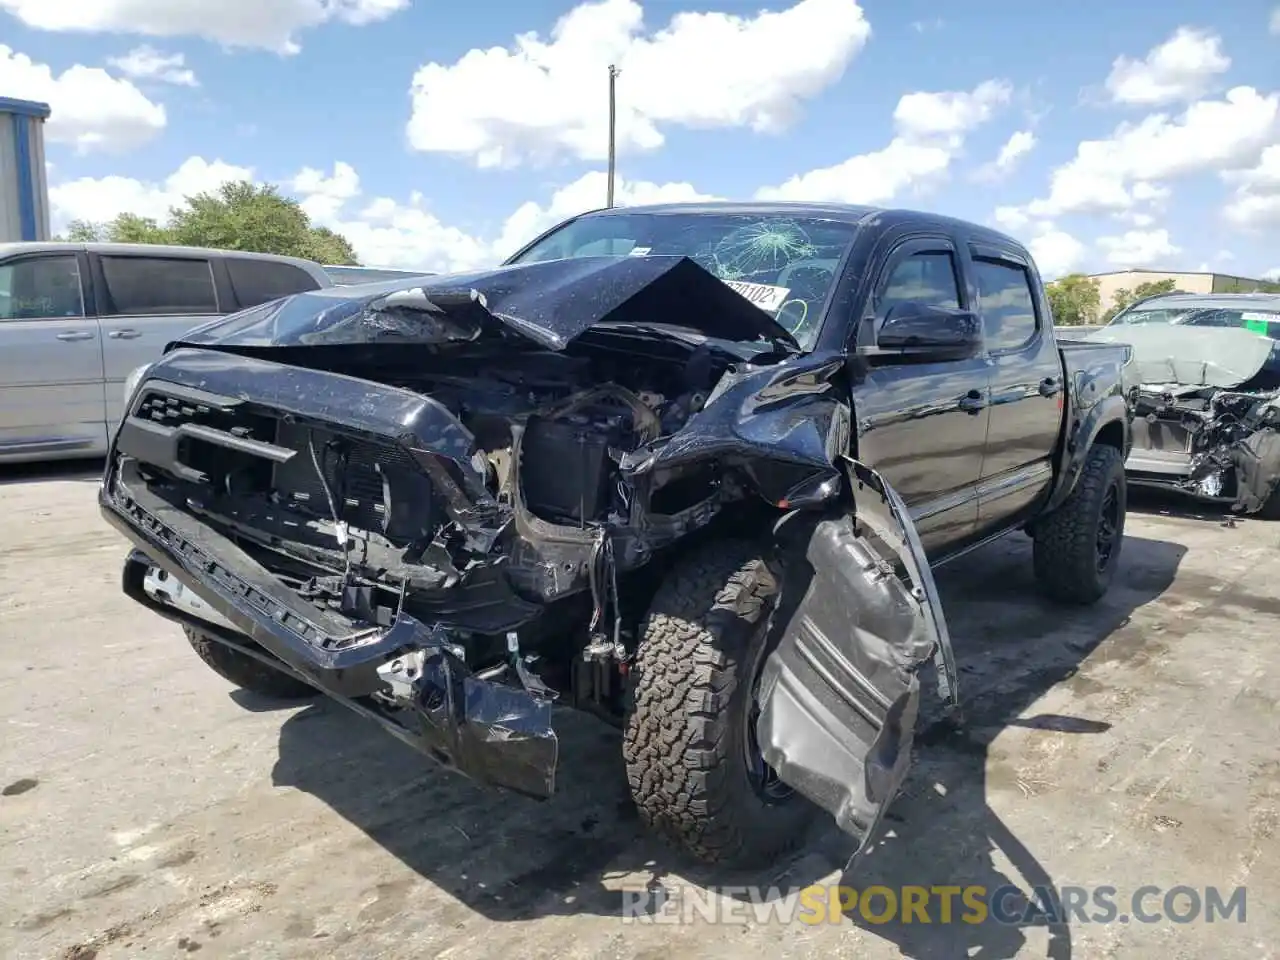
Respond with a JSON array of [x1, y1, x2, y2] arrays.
[[1096, 228, 1181, 267], [974, 129, 1036, 180], [1264, 267, 1280, 281], [994, 130, 1036, 170], [50, 157, 255, 224], [1270, 7, 1280, 34], [756, 79, 1011, 203], [1028, 230, 1086, 280], [1223, 144, 1280, 228], [990, 209, 1084, 279], [494, 170, 719, 256], [48, 156, 718, 274], [107, 45, 198, 86], [992, 206, 1030, 232], [0, 0, 408, 55], [1023, 86, 1279, 218], [1105, 27, 1230, 106], [910, 17, 943, 33], [893, 79, 1011, 139], [405, 0, 871, 168], [0, 44, 166, 152]]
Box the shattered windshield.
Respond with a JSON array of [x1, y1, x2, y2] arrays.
[[506, 212, 860, 350], [1112, 305, 1280, 339]]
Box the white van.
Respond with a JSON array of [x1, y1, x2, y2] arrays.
[[0, 242, 332, 463]]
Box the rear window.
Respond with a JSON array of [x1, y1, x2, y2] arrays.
[[1118, 304, 1280, 338], [226, 258, 322, 307], [99, 256, 218, 316]]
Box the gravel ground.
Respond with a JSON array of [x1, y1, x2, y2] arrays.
[[1, 461, 1276, 959]]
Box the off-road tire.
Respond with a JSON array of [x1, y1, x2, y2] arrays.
[[184, 626, 317, 699], [1255, 484, 1280, 520], [622, 541, 815, 868], [1032, 444, 1126, 605]]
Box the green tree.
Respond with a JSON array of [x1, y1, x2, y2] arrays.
[[1045, 273, 1102, 326], [57, 180, 359, 266], [1101, 278, 1179, 323], [167, 181, 358, 264]]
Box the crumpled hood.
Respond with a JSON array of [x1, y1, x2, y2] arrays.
[[1085, 324, 1278, 388], [175, 255, 799, 352]]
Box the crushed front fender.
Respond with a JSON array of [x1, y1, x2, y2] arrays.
[[755, 459, 957, 854]]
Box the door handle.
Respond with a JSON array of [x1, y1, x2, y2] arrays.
[[108, 329, 142, 340], [959, 389, 987, 414], [55, 330, 95, 342], [1038, 377, 1060, 397]]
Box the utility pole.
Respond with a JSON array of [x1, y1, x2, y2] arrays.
[[606, 64, 620, 208]]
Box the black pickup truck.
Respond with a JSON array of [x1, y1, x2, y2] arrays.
[[100, 202, 1133, 869]]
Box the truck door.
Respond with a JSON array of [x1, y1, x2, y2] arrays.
[[0, 250, 107, 460], [92, 252, 223, 430], [756, 459, 958, 855], [964, 244, 1062, 533], [849, 237, 991, 556]]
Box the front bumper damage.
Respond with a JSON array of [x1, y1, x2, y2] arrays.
[[1127, 385, 1280, 511], [1087, 324, 1280, 511], [103, 460, 558, 800]]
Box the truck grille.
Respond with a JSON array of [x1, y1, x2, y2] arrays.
[[126, 387, 436, 543], [272, 422, 408, 535], [135, 389, 274, 440]]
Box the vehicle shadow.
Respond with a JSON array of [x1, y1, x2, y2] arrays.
[[0, 457, 105, 487], [268, 530, 1186, 957], [822, 530, 1187, 959], [1127, 486, 1241, 525]]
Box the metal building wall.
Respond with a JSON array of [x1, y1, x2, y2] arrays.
[[0, 97, 52, 243]]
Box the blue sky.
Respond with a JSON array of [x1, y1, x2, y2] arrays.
[[2, 0, 1279, 278]]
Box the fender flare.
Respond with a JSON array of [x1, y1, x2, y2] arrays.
[[1039, 393, 1130, 517]]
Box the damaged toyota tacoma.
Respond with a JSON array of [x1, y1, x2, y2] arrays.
[[1086, 292, 1280, 516], [101, 203, 1133, 867]]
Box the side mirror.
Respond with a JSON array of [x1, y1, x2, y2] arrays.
[[876, 301, 982, 358]]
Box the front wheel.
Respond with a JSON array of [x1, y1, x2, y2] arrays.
[[185, 626, 318, 699], [1255, 482, 1280, 520], [622, 541, 816, 868], [1032, 444, 1126, 605]]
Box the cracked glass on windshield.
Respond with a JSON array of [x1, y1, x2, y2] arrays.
[[506, 212, 860, 350]]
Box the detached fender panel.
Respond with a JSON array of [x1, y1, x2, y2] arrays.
[[755, 460, 956, 850]]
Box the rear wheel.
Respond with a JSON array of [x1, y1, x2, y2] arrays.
[[622, 540, 815, 867], [1256, 483, 1280, 520], [1032, 444, 1126, 605], [184, 626, 317, 699]]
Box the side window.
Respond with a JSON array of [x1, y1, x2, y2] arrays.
[[0, 256, 84, 320], [226, 258, 322, 308], [879, 251, 962, 314], [99, 256, 218, 316], [972, 258, 1038, 352]]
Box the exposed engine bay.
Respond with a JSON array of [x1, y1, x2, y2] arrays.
[[1088, 322, 1280, 513], [1130, 382, 1280, 510], [123, 335, 752, 693]]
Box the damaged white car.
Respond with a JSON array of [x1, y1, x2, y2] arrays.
[[1087, 293, 1280, 516]]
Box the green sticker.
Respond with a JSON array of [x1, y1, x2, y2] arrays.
[[1244, 318, 1269, 335]]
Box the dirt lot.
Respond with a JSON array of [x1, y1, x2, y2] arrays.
[[1, 462, 1277, 959]]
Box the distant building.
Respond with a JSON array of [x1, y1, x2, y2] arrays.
[[1087, 269, 1278, 313], [0, 97, 52, 242]]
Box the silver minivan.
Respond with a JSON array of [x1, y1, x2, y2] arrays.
[[0, 242, 332, 463]]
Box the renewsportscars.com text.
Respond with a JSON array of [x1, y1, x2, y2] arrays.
[[620, 883, 1248, 926]]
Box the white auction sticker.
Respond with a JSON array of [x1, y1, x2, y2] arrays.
[[1240, 311, 1278, 321], [724, 280, 791, 312], [628, 246, 652, 256]]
